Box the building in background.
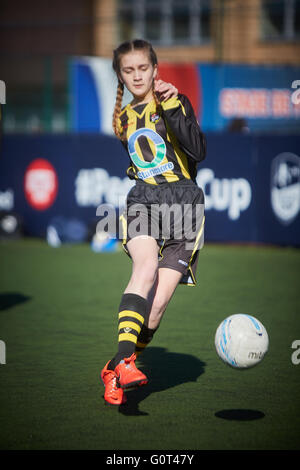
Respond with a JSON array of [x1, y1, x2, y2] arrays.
[[0, 0, 300, 133], [96, 0, 300, 64]]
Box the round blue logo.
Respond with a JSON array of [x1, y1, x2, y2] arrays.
[[127, 128, 166, 169]]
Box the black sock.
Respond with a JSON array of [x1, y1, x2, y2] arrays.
[[107, 293, 148, 370], [135, 324, 158, 357]]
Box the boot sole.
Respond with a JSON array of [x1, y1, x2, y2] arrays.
[[120, 379, 148, 390]]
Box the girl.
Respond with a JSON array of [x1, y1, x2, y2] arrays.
[[101, 39, 206, 405]]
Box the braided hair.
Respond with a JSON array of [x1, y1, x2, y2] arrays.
[[112, 39, 161, 140]]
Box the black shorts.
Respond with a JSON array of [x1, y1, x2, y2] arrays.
[[120, 179, 205, 286]]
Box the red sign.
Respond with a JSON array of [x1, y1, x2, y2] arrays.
[[24, 159, 58, 210], [158, 63, 201, 122]]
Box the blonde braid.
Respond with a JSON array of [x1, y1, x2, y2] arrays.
[[112, 81, 124, 140]]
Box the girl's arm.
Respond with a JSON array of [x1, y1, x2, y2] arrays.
[[160, 92, 206, 163]]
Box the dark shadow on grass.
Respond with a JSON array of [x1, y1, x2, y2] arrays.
[[215, 409, 265, 421], [118, 347, 206, 417], [0, 292, 31, 311]]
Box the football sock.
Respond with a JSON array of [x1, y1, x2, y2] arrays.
[[135, 324, 158, 357], [108, 293, 148, 370]]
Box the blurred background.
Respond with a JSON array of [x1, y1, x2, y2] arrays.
[[0, 0, 299, 247]]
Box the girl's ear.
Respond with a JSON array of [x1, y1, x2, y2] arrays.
[[153, 65, 158, 80]]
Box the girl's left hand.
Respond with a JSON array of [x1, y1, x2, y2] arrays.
[[154, 79, 178, 101]]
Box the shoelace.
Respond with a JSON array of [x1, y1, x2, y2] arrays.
[[111, 376, 117, 390], [104, 371, 118, 390]]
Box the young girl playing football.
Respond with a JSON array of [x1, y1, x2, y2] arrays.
[[101, 39, 206, 405]]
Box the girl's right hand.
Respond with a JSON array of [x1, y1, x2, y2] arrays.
[[154, 79, 178, 102]]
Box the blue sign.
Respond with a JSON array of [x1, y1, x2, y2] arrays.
[[0, 133, 299, 246]]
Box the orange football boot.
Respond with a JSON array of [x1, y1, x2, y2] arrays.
[[115, 353, 148, 390], [101, 362, 126, 405]]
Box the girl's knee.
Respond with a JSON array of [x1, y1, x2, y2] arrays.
[[132, 258, 158, 287]]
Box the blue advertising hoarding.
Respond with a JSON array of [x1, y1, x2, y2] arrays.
[[199, 64, 300, 132], [0, 133, 299, 246]]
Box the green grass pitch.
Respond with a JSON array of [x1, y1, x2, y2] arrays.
[[0, 238, 299, 450]]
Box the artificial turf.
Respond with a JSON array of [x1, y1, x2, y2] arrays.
[[0, 238, 299, 450]]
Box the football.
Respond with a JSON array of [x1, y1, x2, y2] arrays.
[[215, 314, 269, 369]]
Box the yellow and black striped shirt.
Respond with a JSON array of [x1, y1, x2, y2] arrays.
[[118, 94, 206, 185]]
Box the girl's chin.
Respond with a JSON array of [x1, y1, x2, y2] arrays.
[[131, 88, 146, 97]]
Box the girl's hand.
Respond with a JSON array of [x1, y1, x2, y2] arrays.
[[154, 79, 178, 102]]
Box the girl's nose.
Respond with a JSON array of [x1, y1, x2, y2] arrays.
[[133, 70, 141, 81]]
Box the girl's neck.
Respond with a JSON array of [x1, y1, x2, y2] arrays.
[[131, 90, 154, 108]]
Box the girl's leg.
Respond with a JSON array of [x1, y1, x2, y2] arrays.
[[148, 267, 182, 329], [136, 267, 182, 356], [125, 235, 159, 297], [108, 236, 159, 369]]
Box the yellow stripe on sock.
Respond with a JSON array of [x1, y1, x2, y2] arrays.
[[118, 310, 144, 325], [136, 341, 147, 349], [118, 332, 139, 343], [118, 321, 142, 335]]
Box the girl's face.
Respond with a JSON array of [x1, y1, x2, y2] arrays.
[[119, 50, 157, 104]]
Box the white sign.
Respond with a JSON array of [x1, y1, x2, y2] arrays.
[[271, 152, 300, 225], [196, 168, 252, 220], [0, 80, 5, 104], [75, 168, 134, 208], [0, 340, 6, 365]]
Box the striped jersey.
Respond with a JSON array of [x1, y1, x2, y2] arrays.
[[118, 93, 206, 185]]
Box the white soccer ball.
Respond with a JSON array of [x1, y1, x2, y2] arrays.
[[215, 314, 269, 369]]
